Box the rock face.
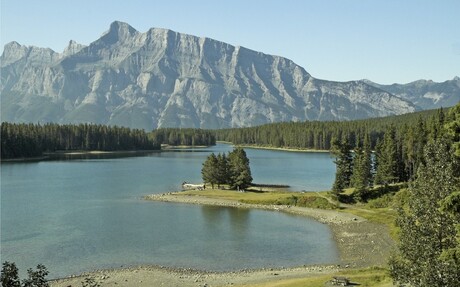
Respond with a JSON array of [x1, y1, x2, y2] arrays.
[[362, 77, 460, 110], [1, 21, 418, 130]]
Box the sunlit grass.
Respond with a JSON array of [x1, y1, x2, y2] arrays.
[[235, 267, 393, 287], [181, 188, 337, 209]]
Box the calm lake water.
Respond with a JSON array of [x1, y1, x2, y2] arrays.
[[1, 144, 338, 278]]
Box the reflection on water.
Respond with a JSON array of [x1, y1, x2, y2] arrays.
[[201, 206, 250, 238], [1, 144, 338, 278]]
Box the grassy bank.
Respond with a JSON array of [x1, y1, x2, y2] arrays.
[[236, 267, 392, 287], [180, 188, 338, 210]]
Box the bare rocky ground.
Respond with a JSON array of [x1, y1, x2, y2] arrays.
[[50, 193, 394, 287]]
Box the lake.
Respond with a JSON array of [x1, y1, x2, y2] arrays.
[[0, 144, 338, 278]]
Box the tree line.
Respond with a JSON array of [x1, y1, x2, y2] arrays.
[[214, 109, 441, 150], [388, 103, 460, 286], [201, 147, 253, 190], [150, 128, 216, 146], [1, 122, 160, 159], [330, 108, 447, 201]]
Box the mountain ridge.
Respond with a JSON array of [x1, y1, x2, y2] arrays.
[[1, 21, 440, 130], [361, 77, 460, 109]]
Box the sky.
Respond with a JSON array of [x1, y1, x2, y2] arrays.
[[1, 0, 459, 84]]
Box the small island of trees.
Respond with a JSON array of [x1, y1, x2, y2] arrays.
[[201, 147, 252, 190]]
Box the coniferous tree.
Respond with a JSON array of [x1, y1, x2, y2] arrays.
[[331, 138, 353, 196], [1, 261, 21, 287], [228, 147, 253, 190], [216, 153, 229, 187], [389, 139, 460, 286], [374, 125, 400, 185], [445, 103, 460, 157], [22, 264, 49, 287], [201, 153, 219, 189], [350, 134, 373, 201]]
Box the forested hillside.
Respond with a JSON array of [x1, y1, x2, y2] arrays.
[[151, 128, 216, 146], [1, 122, 159, 159], [215, 108, 441, 150]]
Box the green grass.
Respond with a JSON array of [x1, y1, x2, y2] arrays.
[[181, 189, 338, 209], [236, 267, 393, 287], [332, 187, 408, 240]]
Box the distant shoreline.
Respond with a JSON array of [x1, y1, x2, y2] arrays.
[[234, 144, 330, 153], [1, 150, 160, 162], [161, 144, 210, 149], [47, 149, 160, 156]]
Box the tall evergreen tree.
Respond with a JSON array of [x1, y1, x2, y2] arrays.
[[201, 153, 219, 188], [445, 103, 460, 157], [228, 147, 253, 190], [389, 139, 460, 286], [374, 125, 400, 185], [331, 138, 353, 196], [216, 153, 229, 187], [350, 134, 373, 201], [1, 261, 21, 287]]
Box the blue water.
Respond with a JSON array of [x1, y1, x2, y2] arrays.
[[1, 144, 338, 278]]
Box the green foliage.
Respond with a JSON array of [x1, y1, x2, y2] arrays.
[[1, 122, 160, 159], [350, 134, 373, 201], [445, 103, 460, 157], [295, 195, 338, 209], [1, 262, 49, 287], [201, 153, 219, 188], [239, 194, 337, 209], [389, 139, 460, 286], [216, 153, 230, 185], [150, 128, 216, 146], [228, 147, 253, 190], [374, 125, 401, 185], [366, 193, 394, 208], [201, 147, 252, 190], [215, 109, 440, 151], [22, 264, 49, 287], [1, 262, 21, 287], [331, 138, 353, 196]]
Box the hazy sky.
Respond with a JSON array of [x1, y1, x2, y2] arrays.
[[1, 0, 459, 84]]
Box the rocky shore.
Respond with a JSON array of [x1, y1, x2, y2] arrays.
[[51, 264, 340, 287]]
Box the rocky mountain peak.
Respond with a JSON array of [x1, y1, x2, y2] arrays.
[[1, 41, 29, 67], [62, 40, 86, 57], [0, 21, 428, 130], [99, 21, 139, 45]]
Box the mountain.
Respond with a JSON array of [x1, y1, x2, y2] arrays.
[[1, 21, 417, 130], [362, 77, 460, 110]]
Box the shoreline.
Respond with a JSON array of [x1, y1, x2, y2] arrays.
[[235, 144, 330, 153], [51, 192, 394, 286], [1, 150, 160, 162], [51, 264, 341, 287], [145, 192, 394, 269]]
